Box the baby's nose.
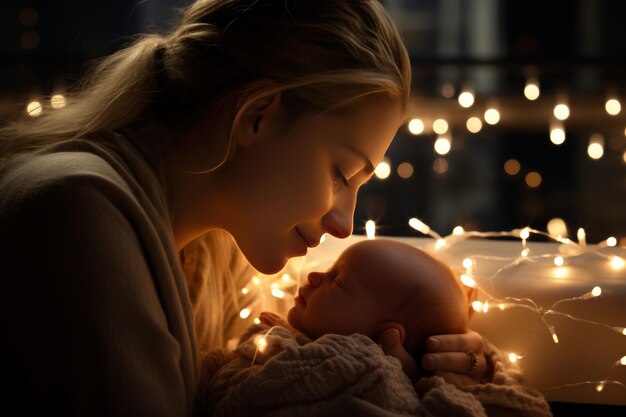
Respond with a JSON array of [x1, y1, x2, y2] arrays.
[[307, 272, 322, 287]]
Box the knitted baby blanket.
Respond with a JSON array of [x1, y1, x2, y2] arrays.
[[198, 325, 552, 417]]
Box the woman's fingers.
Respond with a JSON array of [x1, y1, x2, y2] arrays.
[[425, 330, 484, 354], [423, 330, 487, 384], [434, 371, 475, 387]]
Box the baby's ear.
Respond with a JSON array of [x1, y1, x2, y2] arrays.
[[374, 321, 406, 344]]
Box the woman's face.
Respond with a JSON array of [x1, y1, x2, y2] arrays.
[[218, 96, 402, 274]]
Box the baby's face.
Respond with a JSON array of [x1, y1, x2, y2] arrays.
[[287, 239, 427, 340]]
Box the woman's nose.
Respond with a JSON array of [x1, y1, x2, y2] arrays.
[[322, 193, 355, 239]]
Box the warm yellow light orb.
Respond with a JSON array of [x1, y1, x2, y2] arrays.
[[553, 103, 570, 120], [466, 116, 483, 133], [434, 136, 451, 155], [484, 108, 500, 125], [607, 237, 617, 247], [508, 353, 519, 363], [374, 161, 391, 179], [433, 118, 449, 134], [605, 98, 621, 116], [611, 256, 625, 270], [409, 218, 430, 234], [547, 218, 568, 238], [408, 118, 425, 135], [550, 127, 566, 145], [453, 226, 465, 235], [472, 301, 483, 312], [50, 94, 66, 109], [271, 288, 285, 299], [239, 308, 251, 319], [587, 141, 604, 159], [591, 286, 602, 297], [365, 220, 376, 240], [524, 81, 540, 100], [458, 90, 475, 108], [463, 258, 473, 269], [554, 256, 564, 266], [520, 228, 530, 240], [26, 101, 42, 117]]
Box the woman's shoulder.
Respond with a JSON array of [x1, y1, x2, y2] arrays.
[[0, 144, 134, 215]]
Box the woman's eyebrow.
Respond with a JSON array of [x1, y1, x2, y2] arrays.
[[342, 143, 375, 174]]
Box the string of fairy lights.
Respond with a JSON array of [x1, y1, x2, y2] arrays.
[[239, 218, 626, 396]]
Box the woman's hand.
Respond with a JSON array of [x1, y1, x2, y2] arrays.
[[422, 329, 488, 386]]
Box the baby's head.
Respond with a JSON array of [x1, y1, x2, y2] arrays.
[[287, 239, 468, 362]]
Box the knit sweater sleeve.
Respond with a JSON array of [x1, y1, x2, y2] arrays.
[[0, 178, 190, 416]]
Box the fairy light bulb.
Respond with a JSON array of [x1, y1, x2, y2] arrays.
[[374, 161, 391, 179], [524, 78, 540, 100], [433, 118, 449, 134], [605, 98, 621, 116], [252, 276, 261, 286], [484, 108, 500, 125], [554, 256, 564, 266], [620, 356, 626, 366], [460, 274, 477, 288], [553, 103, 570, 121], [587, 134, 604, 160], [606, 236, 617, 247], [611, 256, 625, 270], [463, 258, 473, 269], [320, 234, 326, 244], [435, 239, 446, 249], [458, 90, 475, 108], [255, 335, 267, 352], [242, 287, 249, 295], [282, 274, 291, 284], [434, 136, 451, 155], [50, 94, 66, 110], [254, 317, 261, 324], [26, 101, 42, 117], [521, 248, 529, 257], [466, 116, 482, 133], [482, 302, 489, 313], [409, 218, 430, 234], [596, 382, 605, 392], [549, 326, 559, 344], [271, 288, 285, 299], [577, 228, 586, 247], [239, 308, 251, 319], [591, 286, 602, 297], [520, 228, 530, 240], [550, 124, 566, 145], [408, 118, 425, 135], [453, 226, 465, 235], [471, 301, 483, 312], [365, 220, 376, 239], [508, 353, 519, 363]]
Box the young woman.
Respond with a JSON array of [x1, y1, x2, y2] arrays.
[[0, 1, 487, 415]]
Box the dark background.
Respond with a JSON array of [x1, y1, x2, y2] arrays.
[[1, 0, 625, 245]]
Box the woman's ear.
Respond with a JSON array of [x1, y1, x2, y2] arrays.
[[236, 90, 282, 148], [374, 321, 406, 344]]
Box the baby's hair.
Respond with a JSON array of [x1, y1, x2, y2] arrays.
[[378, 245, 469, 372]]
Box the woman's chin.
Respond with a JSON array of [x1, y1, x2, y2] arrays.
[[246, 253, 288, 275]]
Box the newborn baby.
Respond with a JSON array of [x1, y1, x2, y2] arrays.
[[266, 238, 469, 375], [199, 239, 552, 417]]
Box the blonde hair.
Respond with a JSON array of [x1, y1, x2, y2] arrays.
[[0, 0, 411, 168]]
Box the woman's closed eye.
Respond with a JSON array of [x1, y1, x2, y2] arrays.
[[333, 166, 350, 188]]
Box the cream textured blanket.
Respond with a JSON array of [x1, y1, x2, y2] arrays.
[[198, 325, 552, 417]]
